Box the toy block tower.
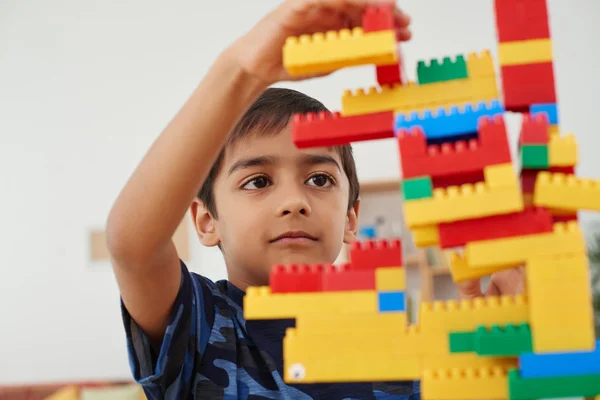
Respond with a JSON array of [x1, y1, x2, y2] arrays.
[[243, 2, 600, 399]]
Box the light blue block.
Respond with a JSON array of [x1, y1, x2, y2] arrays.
[[378, 291, 406, 312], [530, 103, 558, 125], [394, 100, 504, 140], [519, 339, 600, 378]]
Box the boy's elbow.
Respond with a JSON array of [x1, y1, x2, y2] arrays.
[[105, 210, 143, 267]]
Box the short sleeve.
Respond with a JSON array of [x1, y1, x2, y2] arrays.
[[120, 260, 213, 398]]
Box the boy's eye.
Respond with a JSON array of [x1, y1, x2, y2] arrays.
[[306, 174, 333, 188], [242, 176, 271, 190]]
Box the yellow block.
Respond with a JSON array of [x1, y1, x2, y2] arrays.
[[498, 38, 553, 66], [283, 327, 421, 382], [403, 164, 523, 228], [449, 251, 521, 282], [422, 367, 509, 400], [243, 287, 377, 319], [411, 225, 439, 247], [534, 171, 600, 212], [418, 295, 529, 333], [549, 125, 559, 137], [283, 28, 397, 76], [523, 193, 576, 216], [526, 254, 596, 352], [375, 267, 406, 291], [465, 221, 585, 268], [341, 51, 499, 116], [549, 134, 578, 166], [295, 312, 407, 334]]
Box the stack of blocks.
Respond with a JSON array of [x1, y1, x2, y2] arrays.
[[243, 1, 600, 399]]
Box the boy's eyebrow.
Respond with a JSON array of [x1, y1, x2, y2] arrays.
[[298, 154, 341, 172], [228, 155, 278, 176]]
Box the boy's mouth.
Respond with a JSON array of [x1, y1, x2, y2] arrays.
[[270, 231, 318, 244]]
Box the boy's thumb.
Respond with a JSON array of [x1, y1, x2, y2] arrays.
[[456, 279, 483, 299]]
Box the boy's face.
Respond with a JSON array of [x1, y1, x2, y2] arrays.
[[192, 125, 359, 289]]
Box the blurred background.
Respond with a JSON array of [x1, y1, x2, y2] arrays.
[[1, 0, 599, 398]]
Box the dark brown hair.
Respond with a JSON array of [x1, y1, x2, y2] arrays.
[[198, 87, 360, 218]]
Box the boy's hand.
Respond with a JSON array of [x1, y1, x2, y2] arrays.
[[231, 0, 412, 85], [456, 266, 525, 299]]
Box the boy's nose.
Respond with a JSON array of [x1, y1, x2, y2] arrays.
[[276, 194, 312, 217]]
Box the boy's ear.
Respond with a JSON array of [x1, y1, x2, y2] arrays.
[[190, 199, 221, 247], [343, 199, 360, 244]]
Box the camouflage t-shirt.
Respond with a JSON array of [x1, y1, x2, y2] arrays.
[[121, 260, 420, 399]]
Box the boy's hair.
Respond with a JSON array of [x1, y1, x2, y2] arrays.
[[198, 87, 360, 218]]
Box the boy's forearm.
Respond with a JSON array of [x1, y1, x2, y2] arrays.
[[106, 46, 267, 263]]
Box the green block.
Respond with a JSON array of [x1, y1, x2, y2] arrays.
[[509, 369, 600, 399], [520, 144, 549, 168], [417, 55, 468, 84], [402, 176, 433, 201], [449, 331, 476, 353], [475, 324, 533, 356]]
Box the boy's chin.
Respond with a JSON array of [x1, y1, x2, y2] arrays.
[[265, 247, 335, 268]]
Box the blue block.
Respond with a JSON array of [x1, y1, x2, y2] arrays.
[[519, 340, 600, 378], [378, 291, 406, 312], [394, 100, 504, 140], [530, 103, 558, 125]]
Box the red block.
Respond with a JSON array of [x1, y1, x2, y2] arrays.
[[553, 214, 578, 223], [438, 207, 554, 249], [362, 4, 394, 32], [269, 264, 324, 293], [322, 263, 376, 291], [432, 170, 485, 189], [398, 115, 511, 180], [501, 62, 557, 112], [493, 0, 550, 42], [292, 111, 394, 149], [519, 113, 550, 145], [376, 63, 403, 86], [350, 239, 402, 270]]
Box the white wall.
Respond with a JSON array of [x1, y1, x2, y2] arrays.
[[1, 0, 599, 384]]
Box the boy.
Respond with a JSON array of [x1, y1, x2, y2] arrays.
[[107, 0, 520, 398]]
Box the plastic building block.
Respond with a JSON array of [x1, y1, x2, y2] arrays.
[[418, 295, 529, 333], [376, 63, 402, 86], [362, 4, 394, 32], [341, 52, 498, 116], [431, 170, 485, 189], [295, 313, 407, 334], [291, 110, 394, 148], [534, 171, 600, 212], [518, 113, 549, 145], [417, 54, 468, 84], [548, 133, 578, 166], [531, 102, 558, 124], [394, 100, 504, 140], [520, 166, 574, 194], [449, 251, 522, 282], [270, 264, 324, 293], [498, 38, 553, 66], [475, 324, 533, 356], [526, 253, 595, 353], [397, 115, 511, 180], [519, 340, 600, 378], [493, 0, 550, 42], [349, 239, 402, 270], [403, 163, 523, 228], [520, 144, 549, 168], [283, 28, 397, 76], [378, 291, 406, 312], [508, 369, 600, 400], [402, 176, 433, 200], [422, 367, 509, 400], [243, 287, 378, 319], [464, 221, 585, 269], [548, 124, 559, 137], [322, 263, 375, 292], [375, 267, 406, 291], [411, 225, 440, 248], [438, 207, 553, 249], [449, 331, 475, 353], [501, 61, 556, 112]]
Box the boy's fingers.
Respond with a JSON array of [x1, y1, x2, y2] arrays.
[[456, 279, 483, 299]]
